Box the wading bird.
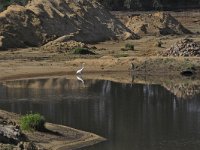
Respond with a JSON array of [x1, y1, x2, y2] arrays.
[[76, 63, 85, 74]]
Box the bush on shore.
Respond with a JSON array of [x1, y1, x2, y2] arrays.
[[20, 113, 45, 131]]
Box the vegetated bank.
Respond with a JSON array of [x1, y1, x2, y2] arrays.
[[0, 109, 105, 149]]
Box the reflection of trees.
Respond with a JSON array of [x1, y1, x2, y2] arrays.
[[3, 77, 95, 90], [133, 75, 200, 100], [0, 79, 114, 137], [106, 83, 200, 150], [1, 79, 200, 150]]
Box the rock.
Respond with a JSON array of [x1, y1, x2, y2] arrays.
[[162, 38, 200, 57], [23, 142, 37, 150], [0, 117, 22, 145]]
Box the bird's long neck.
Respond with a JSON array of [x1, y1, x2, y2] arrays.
[[81, 64, 84, 70]]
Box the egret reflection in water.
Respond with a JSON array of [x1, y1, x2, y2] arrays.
[[1, 78, 200, 150], [76, 75, 85, 86]]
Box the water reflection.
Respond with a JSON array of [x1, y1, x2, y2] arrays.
[[132, 74, 200, 99], [163, 82, 200, 99], [76, 75, 85, 86], [0, 78, 200, 150]]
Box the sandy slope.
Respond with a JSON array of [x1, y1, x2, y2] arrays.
[[0, 0, 133, 50]]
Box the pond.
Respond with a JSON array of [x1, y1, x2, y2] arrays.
[[0, 77, 200, 150]]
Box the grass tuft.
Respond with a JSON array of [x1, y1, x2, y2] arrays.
[[20, 113, 45, 131], [73, 47, 95, 55], [121, 43, 134, 51], [125, 43, 134, 50]]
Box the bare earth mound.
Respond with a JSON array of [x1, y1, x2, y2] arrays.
[[0, 0, 133, 50], [122, 12, 192, 36], [41, 40, 88, 53]]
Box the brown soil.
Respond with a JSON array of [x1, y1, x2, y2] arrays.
[[0, 0, 133, 50], [170, 10, 200, 34], [113, 10, 200, 34], [41, 40, 88, 53], [0, 33, 200, 82], [117, 12, 192, 36]]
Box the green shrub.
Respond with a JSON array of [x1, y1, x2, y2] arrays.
[[20, 113, 45, 131], [73, 47, 95, 55], [124, 43, 134, 51], [114, 53, 129, 58]]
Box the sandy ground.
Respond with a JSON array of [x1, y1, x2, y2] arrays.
[[0, 10, 199, 81], [0, 37, 200, 82]]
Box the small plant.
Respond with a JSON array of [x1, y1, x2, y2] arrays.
[[20, 113, 45, 131], [154, 40, 162, 47], [125, 43, 134, 51], [73, 47, 95, 55], [114, 53, 129, 58]]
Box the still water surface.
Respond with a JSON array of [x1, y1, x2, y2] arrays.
[[0, 77, 200, 150]]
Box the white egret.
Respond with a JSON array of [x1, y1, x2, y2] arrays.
[[76, 63, 85, 74]]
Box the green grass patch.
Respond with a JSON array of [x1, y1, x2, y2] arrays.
[[20, 113, 45, 131], [73, 47, 95, 55], [114, 53, 129, 58], [125, 43, 134, 50], [121, 43, 134, 51]]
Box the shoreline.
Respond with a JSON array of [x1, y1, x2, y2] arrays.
[[0, 56, 199, 81], [0, 56, 199, 149], [0, 109, 106, 150]]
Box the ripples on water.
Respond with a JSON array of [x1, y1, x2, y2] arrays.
[[0, 77, 200, 150]]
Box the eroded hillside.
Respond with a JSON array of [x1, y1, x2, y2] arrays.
[[0, 0, 134, 50]]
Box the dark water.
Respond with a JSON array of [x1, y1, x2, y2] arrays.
[[0, 77, 200, 150]]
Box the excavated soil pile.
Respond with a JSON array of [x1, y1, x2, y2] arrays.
[[42, 39, 88, 53], [162, 38, 200, 57], [0, 0, 133, 50], [122, 12, 192, 36]]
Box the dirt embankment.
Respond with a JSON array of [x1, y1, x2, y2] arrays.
[[118, 12, 192, 36], [0, 0, 134, 50]]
